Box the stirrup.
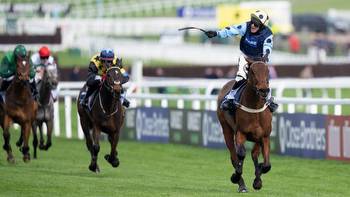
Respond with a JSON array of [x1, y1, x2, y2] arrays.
[[122, 99, 130, 108], [220, 99, 234, 111]]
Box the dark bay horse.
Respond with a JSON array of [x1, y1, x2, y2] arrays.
[[0, 55, 38, 163], [31, 65, 58, 158], [78, 66, 125, 173], [217, 59, 272, 192]]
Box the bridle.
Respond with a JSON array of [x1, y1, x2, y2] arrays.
[[98, 66, 122, 117], [249, 61, 270, 99]]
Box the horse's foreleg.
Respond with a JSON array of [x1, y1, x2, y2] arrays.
[[44, 120, 53, 150], [38, 122, 45, 150], [251, 142, 263, 190], [89, 127, 100, 173], [2, 116, 14, 163], [21, 122, 31, 163], [234, 131, 248, 193], [260, 137, 271, 174], [105, 132, 120, 168], [32, 122, 38, 159]]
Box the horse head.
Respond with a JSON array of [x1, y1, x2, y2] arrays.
[[103, 66, 123, 97], [15, 54, 30, 81], [247, 59, 270, 98], [42, 64, 58, 88]]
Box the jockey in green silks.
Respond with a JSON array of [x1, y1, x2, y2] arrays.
[[0, 44, 38, 101]]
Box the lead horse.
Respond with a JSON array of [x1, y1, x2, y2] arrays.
[[0, 55, 38, 163], [217, 59, 272, 192], [77, 66, 125, 173]]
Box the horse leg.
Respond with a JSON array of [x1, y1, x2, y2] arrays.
[[260, 137, 271, 174], [2, 116, 15, 163], [44, 120, 53, 150], [32, 122, 38, 159], [21, 122, 31, 163], [105, 132, 120, 168], [16, 130, 23, 147], [89, 127, 100, 173], [221, 123, 239, 183], [251, 142, 263, 190], [38, 122, 45, 150], [235, 131, 248, 193]]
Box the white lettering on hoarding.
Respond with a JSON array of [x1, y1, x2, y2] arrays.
[[136, 109, 169, 140], [279, 117, 326, 153]]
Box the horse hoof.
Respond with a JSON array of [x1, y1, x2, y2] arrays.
[[23, 155, 31, 163], [260, 163, 271, 174], [44, 143, 51, 151], [7, 156, 15, 164], [104, 154, 120, 168], [89, 164, 100, 173], [16, 141, 22, 147], [238, 186, 248, 193], [39, 144, 45, 150], [253, 178, 262, 190], [230, 173, 241, 184]]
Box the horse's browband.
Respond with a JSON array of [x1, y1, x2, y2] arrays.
[[106, 66, 120, 73]]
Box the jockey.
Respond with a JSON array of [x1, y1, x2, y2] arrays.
[[0, 44, 38, 101], [31, 46, 58, 102], [205, 10, 278, 112], [80, 49, 130, 108]]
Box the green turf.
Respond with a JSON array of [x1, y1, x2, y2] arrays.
[[0, 133, 349, 197]]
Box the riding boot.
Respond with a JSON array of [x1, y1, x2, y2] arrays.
[[0, 79, 12, 102], [220, 79, 246, 111], [80, 87, 95, 108], [120, 88, 130, 108], [30, 80, 39, 101], [267, 97, 279, 113]]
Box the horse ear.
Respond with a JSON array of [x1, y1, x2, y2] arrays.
[[116, 58, 122, 67]]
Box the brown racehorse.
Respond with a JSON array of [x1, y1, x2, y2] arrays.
[[0, 55, 38, 163], [77, 66, 125, 173], [217, 59, 272, 192]]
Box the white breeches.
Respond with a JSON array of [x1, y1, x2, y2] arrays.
[[235, 54, 249, 81]]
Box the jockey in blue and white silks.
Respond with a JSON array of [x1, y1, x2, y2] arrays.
[[205, 10, 278, 112]]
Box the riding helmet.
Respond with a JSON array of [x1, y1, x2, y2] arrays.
[[14, 44, 27, 58], [39, 46, 50, 58], [251, 10, 269, 27], [100, 49, 114, 61]]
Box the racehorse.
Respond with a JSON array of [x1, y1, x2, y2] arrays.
[[0, 55, 38, 163], [77, 66, 125, 173], [217, 59, 272, 192], [30, 65, 57, 158]]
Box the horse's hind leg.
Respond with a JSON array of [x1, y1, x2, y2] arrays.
[[16, 131, 23, 147], [251, 142, 262, 190], [44, 120, 53, 150], [2, 116, 15, 163], [105, 132, 120, 168]]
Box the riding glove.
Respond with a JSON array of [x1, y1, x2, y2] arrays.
[[205, 31, 218, 38]]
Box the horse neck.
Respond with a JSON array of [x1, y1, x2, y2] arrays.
[[241, 82, 265, 108], [9, 78, 31, 99], [38, 78, 52, 105], [99, 83, 120, 113]]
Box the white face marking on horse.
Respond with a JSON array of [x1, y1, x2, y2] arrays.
[[22, 61, 26, 66], [115, 70, 119, 75]]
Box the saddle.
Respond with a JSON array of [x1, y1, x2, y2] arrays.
[[79, 87, 98, 111], [227, 81, 247, 115]]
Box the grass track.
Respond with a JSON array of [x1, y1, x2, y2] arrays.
[[0, 134, 350, 197]]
